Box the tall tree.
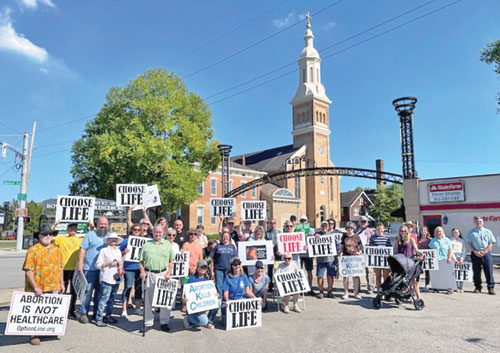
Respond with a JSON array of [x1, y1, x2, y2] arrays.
[[70, 68, 220, 212], [370, 183, 403, 225], [481, 38, 500, 110]]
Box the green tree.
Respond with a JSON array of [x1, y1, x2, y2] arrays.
[[70, 68, 220, 212], [481, 38, 500, 109], [5, 200, 43, 235], [371, 183, 403, 225]]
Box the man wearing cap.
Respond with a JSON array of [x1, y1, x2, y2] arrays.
[[139, 225, 175, 332], [23, 224, 64, 345], [77, 216, 109, 324], [467, 217, 496, 295], [356, 216, 375, 294], [53, 221, 82, 318], [315, 221, 336, 298]]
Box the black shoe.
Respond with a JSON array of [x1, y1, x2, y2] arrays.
[[161, 324, 170, 332], [488, 288, 496, 295], [140, 326, 153, 333], [316, 292, 324, 299], [91, 314, 96, 322], [474, 288, 481, 294], [69, 311, 77, 319], [103, 316, 118, 324], [308, 290, 315, 296]]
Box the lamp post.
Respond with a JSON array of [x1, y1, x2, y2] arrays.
[[218, 144, 232, 197]]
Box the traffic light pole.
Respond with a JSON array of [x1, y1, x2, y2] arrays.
[[16, 133, 29, 251]]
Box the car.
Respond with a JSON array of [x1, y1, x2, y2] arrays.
[[6, 234, 16, 240]]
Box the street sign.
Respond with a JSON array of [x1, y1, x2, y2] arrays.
[[3, 181, 21, 186], [17, 193, 27, 201], [15, 208, 27, 217]]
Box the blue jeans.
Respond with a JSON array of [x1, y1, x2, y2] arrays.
[[471, 252, 495, 290], [122, 269, 142, 302], [80, 270, 101, 316], [97, 282, 119, 321], [187, 308, 218, 327], [214, 269, 226, 297]]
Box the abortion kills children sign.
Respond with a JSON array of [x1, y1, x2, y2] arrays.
[[238, 240, 273, 266], [306, 235, 337, 258], [116, 184, 147, 207], [5, 292, 70, 336], [455, 262, 473, 282], [277, 232, 306, 255], [209, 198, 236, 219], [184, 281, 219, 314], [124, 236, 148, 262], [364, 246, 393, 269], [55, 196, 95, 223], [152, 277, 178, 309], [274, 269, 311, 297], [241, 201, 266, 221], [421, 249, 439, 271], [339, 256, 365, 277], [171, 252, 190, 278], [226, 298, 262, 331]]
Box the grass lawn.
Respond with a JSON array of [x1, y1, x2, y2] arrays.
[[0, 240, 16, 248]]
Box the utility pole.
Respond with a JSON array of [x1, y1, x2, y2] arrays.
[[16, 133, 29, 250], [26, 121, 36, 192]]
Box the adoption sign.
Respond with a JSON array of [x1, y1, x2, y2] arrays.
[[5, 292, 70, 336], [55, 196, 95, 223], [339, 256, 365, 277], [238, 240, 273, 266], [277, 232, 306, 255], [72, 270, 88, 303], [364, 246, 393, 269], [124, 236, 148, 262], [152, 277, 178, 309], [428, 181, 465, 203], [455, 262, 473, 282], [184, 281, 219, 314], [134, 184, 162, 210], [274, 269, 311, 297], [116, 184, 147, 206], [209, 198, 236, 218], [307, 235, 337, 258], [171, 251, 190, 278], [226, 298, 261, 331], [241, 201, 266, 221], [421, 249, 439, 271]]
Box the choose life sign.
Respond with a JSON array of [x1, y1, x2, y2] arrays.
[[421, 249, 439, 271], [306, 234, 337, 258], [455, 262, 473, 282], [226, 298, 262, 331], [116, 184, 147, 207], [124, 236, 148, 263], [274, 269, 311, 297], [277, 232, 306, 255], [339, 255, 365, 277], [152, 277, 178, 309], [209, 198, 236, 218], [364, 246, 393, 269], [5, 292, 71, 336], [55, 196, 96, 223], [171, 252, 190, 278], [184, 281, 218, 314], [241, 201, 266, 221]]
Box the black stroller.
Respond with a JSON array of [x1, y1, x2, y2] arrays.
[[372, 254, 425, 310]]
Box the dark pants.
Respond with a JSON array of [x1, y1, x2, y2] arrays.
[[471, 252, 495, 290], [63, 270, 77, 315]]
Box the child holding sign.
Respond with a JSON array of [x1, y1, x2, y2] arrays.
[[340, 222, 363, 300]]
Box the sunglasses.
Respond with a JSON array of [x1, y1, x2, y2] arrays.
[[167, 234, 176, 237], [133, 228, 141, 231], [232, 263, 241, 267], [284, 225, 293, 228], [346, 227, 354, 230], [40, 233, 52, 237], [188, 233, 196, 236], [285, 257, 292, 260]]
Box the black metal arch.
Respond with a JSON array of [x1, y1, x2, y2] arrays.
[[225, 167, 403, 198]]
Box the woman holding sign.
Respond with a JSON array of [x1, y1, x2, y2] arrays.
[[429, 227, 456, 294], [394, 225, 422, 299], [340, 222, 363, 300], [451, 228, 467, 292]]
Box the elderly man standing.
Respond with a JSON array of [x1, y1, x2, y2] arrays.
[[173, 219, 187, 247], [467, 217, 496, 295], [356, 216, 375, 294], [78, 216, 109, 324], [23, 224, 64, 345], [139, 225, 175, 332]]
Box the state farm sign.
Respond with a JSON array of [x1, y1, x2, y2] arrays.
[[428, 181, 465, 203]]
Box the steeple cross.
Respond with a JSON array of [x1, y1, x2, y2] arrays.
[[305, 12, 312, 29]]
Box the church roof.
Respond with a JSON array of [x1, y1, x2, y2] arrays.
[[231, 144, 301, 172]]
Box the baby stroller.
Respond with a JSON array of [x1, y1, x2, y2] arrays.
[[372, 254, 425, 310]]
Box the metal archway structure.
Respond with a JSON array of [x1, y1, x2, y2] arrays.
[[224, 167, 403, 198]]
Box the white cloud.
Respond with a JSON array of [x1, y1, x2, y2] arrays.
[[0, 8, 48, 62], [18, 0, 55, 10], [321, 21, 336, 31], [272, 12, 305, 29], [39, 67, 48, 73]]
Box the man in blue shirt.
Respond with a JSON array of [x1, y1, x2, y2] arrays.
[[466, 216, 496, 295], [78, 216, 109, 323]]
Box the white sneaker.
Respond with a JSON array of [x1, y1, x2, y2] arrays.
[[354, 294, 362, 299], [183, 315, 193, 329], [121, 310, 128, 318], [283, 305, 290, 314], [135, 308, 144, 315], [293, 305, 301, 313], [342, 293, 349, 300]]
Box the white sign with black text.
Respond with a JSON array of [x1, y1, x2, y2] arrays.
[[455, 262, 473, 282], [116, 184, 147, 207], [209, 198, 236, 218], [241, 201, 266, 221], [55, 195, 96, 223], [171, 252, 190, 278], [274, 269, 311, 297], [124, 236, 148, 263], [226, 298, 262, 331], [364, 246, 393, 269], [152, 277, 178, 309], [307, 234, 337, 258], [421, 249, 439, 271]]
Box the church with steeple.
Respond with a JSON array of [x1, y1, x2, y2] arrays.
[[181, 14, 341, 231]]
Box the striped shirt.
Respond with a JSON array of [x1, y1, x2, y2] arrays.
[[369, 235, 392, 247]]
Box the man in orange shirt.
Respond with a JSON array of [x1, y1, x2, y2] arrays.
[[181, 229, 203, 275]]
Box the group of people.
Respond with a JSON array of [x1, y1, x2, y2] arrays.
[[22, 211, 496, 345]]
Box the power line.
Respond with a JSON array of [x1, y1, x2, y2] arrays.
[[0, 122, 23, 134], [35, 140, 76, 149], [182, 0, 344, 80], [37, 113, 95, 133], [32, 148, 72, 158]]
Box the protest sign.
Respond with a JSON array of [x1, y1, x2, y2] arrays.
[[331, 230, 344, 245], [55, 196, 95, 223], [123, 236, 148, 262], [209, 198, 236, 218], [152, 277, 178, 309], [72, 270, 88, 304], [238, 240, 273, 266], [294, 222, 311, 235], [226, 298, 262, 331], [5, 292, 70, 336], [421, 249, 439, 271], [277, 232, 306, 255], [364, 246, 393, 269], [116, 184, 147, 207], [307, 235, 337, 258], [241, 201, 266, 221], [134, 184, 162, 210], [184, 281, 218, 314], [110, 222, 127, 236], [455, 262, 473, 282], [430, 260, 457, 290], [171, 252, 190, 278], [274, 269, 311, 297], [339, 255, 365, 277]]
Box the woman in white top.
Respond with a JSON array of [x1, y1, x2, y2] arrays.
[[166, 227, 180, 254], [276, 253, 301, 314], [451, 228, 467, 292]]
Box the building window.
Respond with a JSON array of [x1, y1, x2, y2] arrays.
[[211, 178, 217, 196], [317, 68, 319, 82], [302, 68, 306, 83], [241, 181, 247, 197], [353, 207, 359, 216], [197, 206, 204, 225], [295, 176, 301, 199], [320, 206, 326, 222], [359, 198, 364, 206], [310, 67, 313, 82], [251, 186, 256, 198], [210, 216, 216, 225], [198, 182, 204, 195], [330, 177, 334, 201]]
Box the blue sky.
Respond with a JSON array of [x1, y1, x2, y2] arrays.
[[0, 0, 499, 204]]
